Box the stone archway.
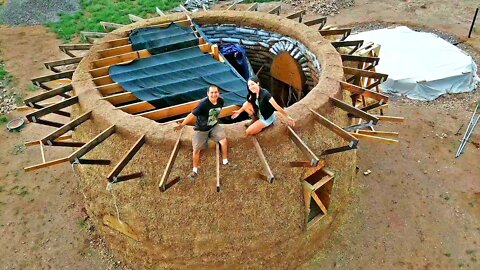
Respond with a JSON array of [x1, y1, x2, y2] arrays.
[[270, 51, 306, 107]]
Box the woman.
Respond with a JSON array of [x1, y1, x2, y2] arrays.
[[232, 76, 295, 135]]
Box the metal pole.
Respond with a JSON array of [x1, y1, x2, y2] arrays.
[[468, 8, 479, 38], [456, 103, 479, 157]]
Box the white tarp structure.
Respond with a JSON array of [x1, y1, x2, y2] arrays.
[[347, 26, 479, 101]]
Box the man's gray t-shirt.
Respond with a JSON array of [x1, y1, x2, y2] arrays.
[[192, 97, 224, 131]]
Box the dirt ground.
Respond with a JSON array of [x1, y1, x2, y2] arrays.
[[0, 0, 479, 269]]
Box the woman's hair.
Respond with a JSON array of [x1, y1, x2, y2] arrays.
[[248, 75, 260, 85]]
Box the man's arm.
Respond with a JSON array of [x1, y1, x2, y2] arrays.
[[174, 113, 197, 130]]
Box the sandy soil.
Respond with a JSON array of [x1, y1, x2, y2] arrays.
[[0, 0, 479, 269]]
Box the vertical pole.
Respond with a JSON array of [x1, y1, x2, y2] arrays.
[[468, 8, 479, 38]]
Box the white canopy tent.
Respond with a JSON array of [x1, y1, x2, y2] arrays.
[[347, 26, 479, 101]]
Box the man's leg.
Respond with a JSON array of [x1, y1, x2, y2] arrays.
[[192, 149, 201, 171], [218, 138, 228, 164], [210, 125, 229, 165], [191, 131, 208, 178]]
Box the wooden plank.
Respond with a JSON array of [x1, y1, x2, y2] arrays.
[[77, 159, 111, 165], [50, 141, 85, 147], [26, 96, 78, 122], [98, 44, 134, 58], [42, 110, 92, 145], [372, 115, 405, 122], [290, 161, 314, 167], [81, 31, 107, 38], [115, 101, 156, 114], [309, 108, 359, 145], [39, 141, 46, 163], [25, 135, 72, 147], [128, 14, 144, 22], [356, 130, 399, 137], [252, 137, 274, 183], [29, 102, 70, 117], [34, 119, 64, 128], [96, 83, 124, 96], [100, 21, 124, 32], [320, 145, 355, 156], [287, 127, 319, 166], [227, 2, 237, 10], [92, 50, 151, 68], [331, 40, 364, 54], [344, 67, 388, 84], [107, 135, 146, 181], [156, 7, 166, 16], [24, 84, 73, 105], [93, 75, 115, 86], [339, 81, 389, 103], [103, 215, 139, 241], [44, 57, 83, 72], [303, 17, 327, 29], [68, 125, 116, 163], [111, 172, 144, 183], [311, 191, 328, 214], [216, 143, 220, 192], [105, 37, 130, 48], [329, 97, 378, 124], [349, 132, 399, 144], [31, 70, 74, 86], [319, 28, 351, 41], [285, 10, 306, 22], [340, 54, 380, 70], [268, 5, 281, 15], [138, 100, 200, 120], [159, 127, 184, 191], [100, 92, 137, 105], [59, 43, 91, 57], [246, 3, 258, 11], [24, 157, 69, 172]]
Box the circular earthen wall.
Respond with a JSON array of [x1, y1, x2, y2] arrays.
[[71, 11, 356, 269]]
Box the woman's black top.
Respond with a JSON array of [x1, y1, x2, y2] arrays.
[[247, 88, 276, 119]]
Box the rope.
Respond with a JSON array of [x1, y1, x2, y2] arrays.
[[106, 179, 121, 221]]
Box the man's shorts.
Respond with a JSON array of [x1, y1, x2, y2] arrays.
[[192, 124, 226, 151]]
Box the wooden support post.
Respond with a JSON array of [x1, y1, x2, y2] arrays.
[[100, 92, 137, 106], [330, 97, 378, 124], [24, 84, 73, 106], [340, 54, 380, 70], [212, 44, 220, 61], [68, 125, 116, 163], [372, 115, 405, 122], [216, 143, 220, 192], [24, 157, 69, 172], [128, 14, 144, 22], [81, 31, 107, 41], [156, 7, 166, 16], [44, 57, 83, 73], [303, 17, 327, 30], [268, 5, 281, 15], [97, 44, 134, 59], [107, 135, 146, 182], [356, 130, 399, 137], [349, 132, 399, 144], [247, 3, 258, 11], [285, 10, 306, 23], [331, 40, 364, 55], [25, 135, 72, 147], [50, 141, 85, 147], [287, 127, 319, 166], [310, 109, 359, 146], [339, 81, 389, 103], [92, 50, 151, 68], [227, 2, 237, 10], [252, 137, 274, 183], [26, 96, 78, 123], [31, 70, 74, 89], [319, 28, 352, 41], [42, 110, 92, 145], [77, 159, 111, 165], [34, 119, 64, 128], [159, 128, 184, 191], [59, 43, 92, 57]]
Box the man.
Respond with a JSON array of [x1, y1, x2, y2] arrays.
[[175, 85, 229, 179]]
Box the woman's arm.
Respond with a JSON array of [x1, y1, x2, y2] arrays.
[[269, 98, 295, 127]]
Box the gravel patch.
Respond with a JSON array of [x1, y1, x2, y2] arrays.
[[2, 0, 80, 25], [283, 0, 355, 16], [0, 86, 18, 116]]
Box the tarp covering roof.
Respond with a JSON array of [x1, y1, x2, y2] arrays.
[[348, 26, 479, 101], [109, 24, 247, 110]]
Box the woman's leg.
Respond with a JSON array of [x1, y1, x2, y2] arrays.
[[246, 119, 267, 136]]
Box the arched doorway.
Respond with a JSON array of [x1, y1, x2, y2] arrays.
[[270, 51, 306, 107]]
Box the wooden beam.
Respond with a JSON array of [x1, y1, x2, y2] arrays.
[[309, 109, 359, 146], [268, 5, 281, 15], [340, 54, 380, 70], [98, 44, 134, 58], [68, 125, 116, 163], [339, 81, 389, 103], [319, 28, 351, 41], [100, 92, 137, 105], [287, 127, 319, 166], [115, 101, 156, 114], [92, 50, 151, 68], [128, 14, 144, 22], [25, 135, 72, 147], [311, 190, 328, 214], [31, 70, 74, 87], [303, 17, 327, 30], [247, 3, 258, 11], [138, 99, 200, 120], [110, 173, 144, 183], [329, 97, 378, 124], [105, 37, 130, 48], [343, 67, 388, 86], [320, 145, 355, 156], [252, 137, 274, 183], [107, 135, 146, 182], [331, 40, 364, 55], [159, 128, 184, 191], [356, 130, 399, 138], [227, 2, 237, 10], [216, 143, 221, 192], [349, 132, 399, 144], [92, 75, 114, 86], [42, 110, 92, 145], [100, 21, 125, 32], [372, 115, 405, 122], [156, 7, 166, 16], [24, 84, 73, 106], [77, 159, 111, 165], [81, 31, 107, 39], [285, 10, 306, 22], [59, 43, 92, 57], [50, 141, 85, 147], [24, 157, 69, 172], [44, 57, 83, 73], [34, 119, 64, 128], [96, 83, 124, 96], [26, 96, 78, 123]]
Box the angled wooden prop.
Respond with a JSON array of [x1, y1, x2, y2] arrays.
[[68, 125, 116, 164], [31, 70, 74, 90], [159, 127, 184, 191], [247, 3, 258, 11], [303, 17, 327, 30], [252, 137, 274, 183], [24, 84, 73, 106], [287, 126, 320, 167], [156, 7, 166, 16], [330, 97, 378, 127], [59, 43, 92, 57], [268, 5, 281, 15], [107, 135, 146, 183], [309, 109, 359, 156], [24, 157, 70, 172], [44, 57, 83, 73], [349, 132, 399, 144], [216, 143, 221, 192], [340, 54, 380, 70], [286, 10, 306, 22], [128, 14, 144, 22], [331, 40, 364, 55], [319, 28, 352, 41], [26, 96, 79, 126], [343, 67, 388, 89], [339, 81, 389, 103], [42, 110, 92, 146]]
